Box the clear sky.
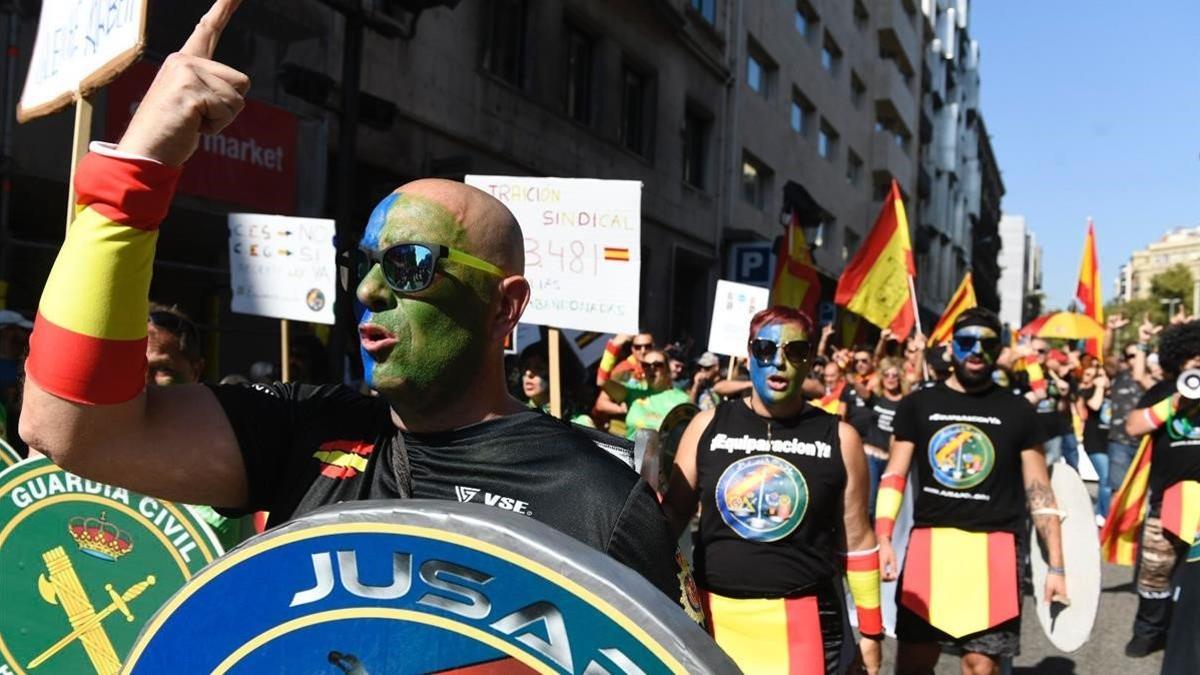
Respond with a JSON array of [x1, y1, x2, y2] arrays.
[[971, 1, 1200, 311]]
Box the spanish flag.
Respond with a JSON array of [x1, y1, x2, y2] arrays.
[[703, 591, 830, 674], [771, 211, 821, 319], [835, 179, 917, 341], [928, 273, 977, 345], [313, 439, 376, 479], [1161, 480, 1200, 547], [814, 380, 847, 418], [900, 527, 1020, 638], [1101, 436, 1154, 565], [1074, 219, 1104, 356]]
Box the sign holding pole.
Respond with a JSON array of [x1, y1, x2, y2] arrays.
[[548, 328, 562, 419]]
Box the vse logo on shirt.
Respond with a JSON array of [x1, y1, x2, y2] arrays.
[[454, 484, 532, 516]]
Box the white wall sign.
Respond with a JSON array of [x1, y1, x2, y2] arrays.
[[18, 0, 149, 122], [228, 213, 336, 324], [466, 175, 642, 334], [707, 280, 770, 358]]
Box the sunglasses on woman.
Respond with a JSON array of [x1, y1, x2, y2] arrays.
[[749, 338, 811, 365], [358, 242, 504, 293]]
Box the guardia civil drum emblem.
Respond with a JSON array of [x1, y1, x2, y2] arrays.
[[0, 458, 222, 674]]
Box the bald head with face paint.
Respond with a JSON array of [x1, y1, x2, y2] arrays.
[[357, 180, 531, 428]]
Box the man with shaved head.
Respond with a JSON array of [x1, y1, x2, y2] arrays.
[[20, 0, 695, 615]]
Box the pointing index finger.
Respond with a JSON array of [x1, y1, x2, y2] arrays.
[[179, 0, 242, 59]]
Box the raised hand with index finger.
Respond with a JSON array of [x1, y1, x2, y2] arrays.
[[116, 0, 248, 167]]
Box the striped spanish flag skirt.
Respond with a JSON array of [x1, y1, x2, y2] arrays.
[[702, 581, 853, 675], [896, 527, 1020, 640], [1161, 480, 1200, 547]]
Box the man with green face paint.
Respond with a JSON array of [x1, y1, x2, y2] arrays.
[[21, 0, 696, 622], [662, 307, 882, 674]]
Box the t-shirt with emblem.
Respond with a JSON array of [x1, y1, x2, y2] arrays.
[[693, 400, 846, 597], [892, 382, 1044, 534], [1138, 380, 1200, 507], [207, 382, 688, 609], [863, 393, 902, 451]]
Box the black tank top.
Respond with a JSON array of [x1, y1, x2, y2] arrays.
[[695, 400, 846, 597]]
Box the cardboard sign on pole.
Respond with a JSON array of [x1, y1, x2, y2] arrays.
[[707, 280, 770, 358], [465, 175, 642, 335], [228, 214, 336, 325], [17, 1, 149, 122]]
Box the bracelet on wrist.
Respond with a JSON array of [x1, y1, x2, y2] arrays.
[[1047, 566, 1066, 576]]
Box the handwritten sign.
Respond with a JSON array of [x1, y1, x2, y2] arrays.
[[707, 280, 770, 358], [466, 175, 642, 334], [18, 0, 149, 122], [228, 214, 336, 324]]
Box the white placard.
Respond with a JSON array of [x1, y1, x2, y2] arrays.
[[18, 0, 149, 122], [707, 280, 770, 358], [228, 214, 336, 324], [466, 175, 642, 334]]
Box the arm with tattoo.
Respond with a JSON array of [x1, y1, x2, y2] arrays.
[[1022, 449, 1064, 570]]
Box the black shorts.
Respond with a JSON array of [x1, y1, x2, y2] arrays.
[[895, 603, 1021, 658]]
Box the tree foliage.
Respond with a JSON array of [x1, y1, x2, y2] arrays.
[[1106, 264, 1197, 348]]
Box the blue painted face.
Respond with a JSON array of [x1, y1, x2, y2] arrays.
[[748, 322, 809, 405], [951, 325, 1000, 363]]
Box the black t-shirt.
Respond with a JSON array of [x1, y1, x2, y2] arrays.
[[843, 385, 875, 440], [892, 383, 1044, 534], [1138, 380, 1200, 507], [694, 400, 846, 597], [864, 394, 902, 450], [1079, 386, 1112, 455], [208, 383, 686, 605], [1031, 372, 1073, 438]]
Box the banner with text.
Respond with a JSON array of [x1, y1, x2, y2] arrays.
[[18, 0, 148, 121], [707, 280, 770, 357], [228, 214, 336, 324], [466, 175, 642, 334], [108, 62, 299, 214]]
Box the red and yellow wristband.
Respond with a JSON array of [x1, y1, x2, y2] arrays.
[[1142, 394, 1177, 429], [874, 473, 906, 540], [26, 148, 181, 405], [843, 547, 883, 638], [596, 340, 622, 384]]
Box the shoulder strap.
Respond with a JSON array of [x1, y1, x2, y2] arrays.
[[389, 434, 413, 498]]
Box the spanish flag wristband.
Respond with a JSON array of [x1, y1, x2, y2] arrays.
[[874, 473, 906, 539], [597, 341, 621, 383], [1143, 394, 1177, 429], [843, 547, 883, 638], [26, 149, 181, 404]]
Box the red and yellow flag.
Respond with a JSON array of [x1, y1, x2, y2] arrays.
[[1161, 480, 1200, 547], [900, 527, 1020, 638], [1101, 436, 1154, 565], [835, 179, 916, 340], [1075, 219, 1104, 356], [770, 211, 821, 320], [928, 272, 978, 345], [703, 591, 828, 674]]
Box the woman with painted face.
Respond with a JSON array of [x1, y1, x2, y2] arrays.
[[876, 308, 1065, 675], [662, 307, 882, 674]]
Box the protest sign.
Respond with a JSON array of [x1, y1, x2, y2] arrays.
[[228, 213, 336, 325], [17, 0, 149, 121], [707, 280, 770, 357], [466, 175, 642, 335]]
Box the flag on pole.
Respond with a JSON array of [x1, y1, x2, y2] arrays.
[[1100, 436, 1153, 565], [929, 272, 978, 344], [1075, 219, 1104, 356], [834, 179, 917, 340], [770, 211, 821, 320]]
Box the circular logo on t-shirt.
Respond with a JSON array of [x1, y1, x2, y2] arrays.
[[715, 455, 808, 542], [927, 423, 996, 490]]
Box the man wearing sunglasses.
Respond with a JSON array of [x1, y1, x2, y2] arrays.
[[876, 308, 1065, 675], [663, 307, 882, 674], [20, 0, 695, 623]]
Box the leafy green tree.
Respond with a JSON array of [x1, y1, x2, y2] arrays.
[[1149, 264, 1194, 315]]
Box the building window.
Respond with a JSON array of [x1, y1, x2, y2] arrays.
[[621, 64, 654, 157], [746, 43, 776, 99], [790, 90, 813, 136], [821, 33, 842, 76], [690, 0, 716, 24], [854, 0, 869, 29], [818, 121, 838, 160], [482, 0, 527, 87], [850, 71, 866, 107], [742, 153, 771, 209], [843, 229, 861, 261], [846, 150, 862, 185], [564, 25, 593, 124], [683, 106, 711, 190], [795, 1, 817, 40]]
